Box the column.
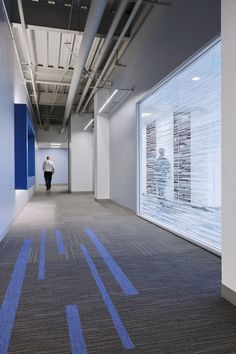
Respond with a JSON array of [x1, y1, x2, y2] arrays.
[[222, 0, 236, 304], [94, 89, 110, 200], [69, 113, 93, 192]]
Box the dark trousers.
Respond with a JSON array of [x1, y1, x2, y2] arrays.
[[44, 171, 53, 190]]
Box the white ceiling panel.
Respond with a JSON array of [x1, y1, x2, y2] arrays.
[[48, 31, 61, 68], [12, 27, 27, 64], [12, 21, 122, 125], [34, 30, 48, 67]]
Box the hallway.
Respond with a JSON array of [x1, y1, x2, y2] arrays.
[[0, 187, 236, 353]]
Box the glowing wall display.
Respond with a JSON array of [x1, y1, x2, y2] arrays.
[[137, 40, 221, 253]]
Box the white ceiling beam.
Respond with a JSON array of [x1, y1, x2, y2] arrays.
[[12, 23, 82, 36], [26, 79, 71, 87], [32, 92, 68, 106], [23, 64, 74, 74], [17, 0, 42, 127]]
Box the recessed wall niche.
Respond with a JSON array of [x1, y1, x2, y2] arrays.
[[14, 104, 35, 190]]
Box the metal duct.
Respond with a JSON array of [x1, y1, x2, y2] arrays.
[[75, 0, 129, 114], [81, 0, 143, 115], [17, 0, 42, 128], [60, 0, 108, 134]]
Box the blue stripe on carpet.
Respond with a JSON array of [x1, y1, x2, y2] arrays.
[[84, 227, 138, 296], [38, 230, 46, 280], [55, 229, 65, 255], [0, 239, 31, 354], [81, 244, 135, 350], [66, 305, 87, 354]]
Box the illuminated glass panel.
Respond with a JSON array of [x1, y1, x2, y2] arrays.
[[137, 41, 221, 253]]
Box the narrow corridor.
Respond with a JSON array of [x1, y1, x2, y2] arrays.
[[0, 187, 235, 353]]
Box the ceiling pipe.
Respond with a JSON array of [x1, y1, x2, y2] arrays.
[[1, 0, 38, 130], [26, 79, 71, 87], [17, 0, 43, 128], [101, 3, 153, 89], [75, 0, 129, 114], [60, 0, 108, 134], [81, 0, 143, 115]]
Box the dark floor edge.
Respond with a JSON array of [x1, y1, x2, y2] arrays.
[[95, 198, 136, 214], [69, 190, 93, 194], [222, 284, 236, 306], [136, 212, 221, 257], [0, 222, 11, 243]]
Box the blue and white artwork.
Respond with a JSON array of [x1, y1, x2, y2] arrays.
[[138, 41, 221, 252]]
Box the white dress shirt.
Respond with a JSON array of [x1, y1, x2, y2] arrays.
[[43, 159, 55, 172]]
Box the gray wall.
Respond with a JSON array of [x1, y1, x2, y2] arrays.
[[109, 0, 221, 210]]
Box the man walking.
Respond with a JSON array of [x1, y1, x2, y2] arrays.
[[42, 156, 55, 190]]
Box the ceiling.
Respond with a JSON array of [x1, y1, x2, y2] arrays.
[[9, 0, 171, 130]]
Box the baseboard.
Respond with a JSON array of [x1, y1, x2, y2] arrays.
[[94, 198, 135, 214], [0, 186, 35, 243], [94, 198, 110, 202], [0, 222, 12, 242], [222, 284, 236, 306], [70, 190, 93, 194]]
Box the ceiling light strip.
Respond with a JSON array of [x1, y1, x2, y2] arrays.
[[98, 90, 118, 113], [84, 119, 94, 131]]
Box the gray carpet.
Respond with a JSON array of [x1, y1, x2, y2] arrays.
[[0, 185, 236, 354]]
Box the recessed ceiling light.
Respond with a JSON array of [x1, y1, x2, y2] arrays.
[[84, 119, 94, 131], [48, 0, 55, 4], [64, 3, 72, 7], [192, 77, 201, 81], [98, 90, 118, 113]]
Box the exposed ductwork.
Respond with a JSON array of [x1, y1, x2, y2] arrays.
[[81, 0, 143, 115], [60, 0, 108, 134], [17, 0, 42, 128], [75, 0, 129, 115]]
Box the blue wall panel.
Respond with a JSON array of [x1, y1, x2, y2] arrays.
[[14, 104, 35, 190], [14, 105, 27, 189]]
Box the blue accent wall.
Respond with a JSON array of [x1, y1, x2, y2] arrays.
[[14, 104, 35, 190]]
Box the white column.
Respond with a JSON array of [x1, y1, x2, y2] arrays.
[[69, 113, 93, 192], [222, 0, 236, 304], [94, 89, 110, 200]]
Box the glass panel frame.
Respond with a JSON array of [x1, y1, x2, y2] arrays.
[[136, 38, 221, 255]]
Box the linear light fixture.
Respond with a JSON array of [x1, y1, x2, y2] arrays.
[[142, 113, 151, 118], [98, 90, 118, 113], [84, 119, 94, 131], [192, 76, 201, 81], [50, 143, 61, 146]]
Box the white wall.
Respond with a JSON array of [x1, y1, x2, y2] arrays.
[[0, 2, 35, 241], [36, 148, 68, 185], [222, 0, 236, 298], [94, 90, 110, 199], [109, 0, 220, 210], [69, 114, 93, 192]]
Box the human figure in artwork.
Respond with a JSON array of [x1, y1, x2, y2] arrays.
[[156, 148, 170, 203], [42, 156, 55, 191]]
